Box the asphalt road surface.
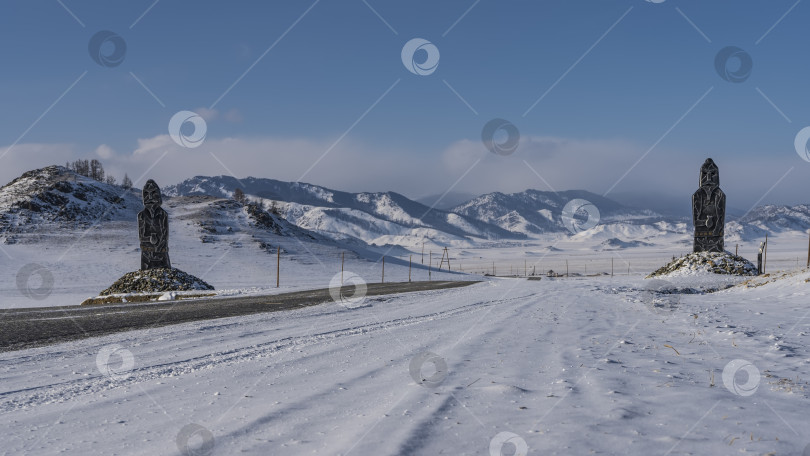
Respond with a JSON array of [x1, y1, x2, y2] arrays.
[[0, 281, 477, 353]]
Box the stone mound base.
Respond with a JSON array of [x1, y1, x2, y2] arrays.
[[647, 251, 758, 278], [100, 268, 214, 295]]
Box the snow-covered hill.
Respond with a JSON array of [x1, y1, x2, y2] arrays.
[[164, 175, 523, 247], [0, 166, 141, 243]]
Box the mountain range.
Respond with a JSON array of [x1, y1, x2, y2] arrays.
[[2, 167, 808, 251]]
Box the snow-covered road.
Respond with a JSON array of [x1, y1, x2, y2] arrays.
[[1, 275, 809, 455]]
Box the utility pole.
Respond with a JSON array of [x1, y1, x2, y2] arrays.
[[409, 255, 412, 282], [421, 241, 425, 264], [439, 247, 451, 270], [806, 231, 810, 268], [429, 251, 432, 281], [611, 258, 614, 277], [276, 246, 280, 288], [565, 260, 569, 277], [341, 252, 344, 284], [524, 259, 527, 277], [382, 256, 385, 283]]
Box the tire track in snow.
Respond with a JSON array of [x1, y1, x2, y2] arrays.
[[0, 291, 540, 413]]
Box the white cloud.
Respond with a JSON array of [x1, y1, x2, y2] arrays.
[[133, 135, 175, 156], [95, 144, 115, 159], [0, 143, 77, 184], [191, 107, 242, 123], [194, 107, 219, 122]]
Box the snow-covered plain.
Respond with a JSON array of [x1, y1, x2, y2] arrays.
[[2, 271, 810, 455]]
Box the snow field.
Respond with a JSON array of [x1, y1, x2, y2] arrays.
[[1, 274, 809, 455]]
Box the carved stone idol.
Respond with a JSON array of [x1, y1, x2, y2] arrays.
[[692, 158, 726, 253], [138, 179, 171, 270]]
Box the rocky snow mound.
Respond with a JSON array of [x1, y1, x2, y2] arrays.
[[100, 268, 214, 295], [647, 251, 758, 278]]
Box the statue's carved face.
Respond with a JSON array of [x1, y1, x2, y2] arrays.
[[700, 161, 719, 188], [143, 181, 162, 207]]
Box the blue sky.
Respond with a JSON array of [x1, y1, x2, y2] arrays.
[[1, 0, 809, 209]]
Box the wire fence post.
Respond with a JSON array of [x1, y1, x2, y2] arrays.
[[764, 233, 768, 273]]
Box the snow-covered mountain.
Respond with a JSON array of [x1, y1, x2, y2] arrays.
[[738, 204, 810, 231], [164, 176, 523, 247], [725, 204, 810, 242], [449, 189, 662, 236]]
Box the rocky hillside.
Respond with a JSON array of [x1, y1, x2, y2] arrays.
[[0, 166, 141, 242]]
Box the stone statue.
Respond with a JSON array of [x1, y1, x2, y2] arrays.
[[692, 158, 726, 253], [138, 179, 171, 270]]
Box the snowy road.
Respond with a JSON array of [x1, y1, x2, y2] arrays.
[[0, 281, 474, 353], [1, 276, 809, 455]]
